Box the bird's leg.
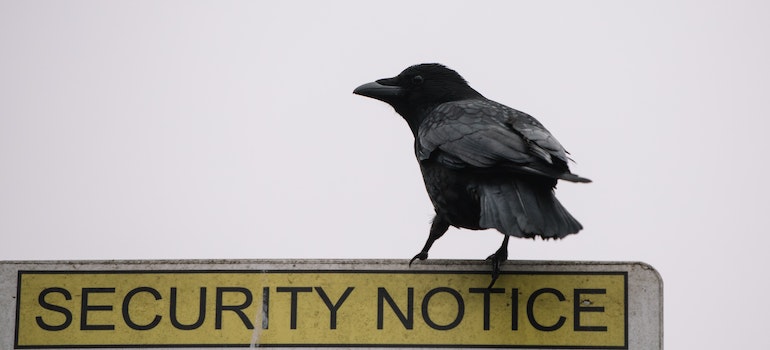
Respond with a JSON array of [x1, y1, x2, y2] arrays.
[[486, 235, 510, 288], [409, 215, 450, 266]]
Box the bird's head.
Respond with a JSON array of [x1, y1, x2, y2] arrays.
[[354, 63, 483, 134]]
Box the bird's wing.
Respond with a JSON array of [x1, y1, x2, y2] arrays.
[[416, 99, 574, 178], [504, 102, 570, 165]]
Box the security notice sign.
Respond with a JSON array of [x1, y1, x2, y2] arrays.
[[0, 260, 662, 349]]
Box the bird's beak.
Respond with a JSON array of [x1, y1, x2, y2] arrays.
[[353, 79, 403, 102]]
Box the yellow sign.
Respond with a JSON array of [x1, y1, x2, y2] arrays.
[[16, 270, 626, 348]]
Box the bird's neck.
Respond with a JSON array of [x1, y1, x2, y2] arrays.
[[399, 104, 438, 137], [398, 88, 484, 137]]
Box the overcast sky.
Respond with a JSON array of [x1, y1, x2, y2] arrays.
[[1, 1, 769, 348]]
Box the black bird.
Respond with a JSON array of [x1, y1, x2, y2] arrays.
[[354, 64, 590, 286]]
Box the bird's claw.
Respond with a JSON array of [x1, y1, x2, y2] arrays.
[[409, 252, 428, 267], [485, 250, 508, 288]]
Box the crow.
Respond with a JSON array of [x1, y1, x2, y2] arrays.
[[354, 63, 590, 287]]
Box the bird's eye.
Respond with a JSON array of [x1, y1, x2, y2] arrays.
[[411, 75, 424, 86]]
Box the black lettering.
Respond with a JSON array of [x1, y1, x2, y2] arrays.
[[314, 287, 354, 329], [215, 287, 254, 330], [469, 287, 504, 330], [261, 287, 269, 330], [122, 287, 162, 330], [422, 287, 464, 330], [377, 287, 413, 329], [574, 289, 608, 331], [36, 288, 72, 331], [81, 288, 115, 330], [170, 287, 206, 330], [276, 287, 312, 329], [511, 288, 519, 330], [527, 288, 567, 331]]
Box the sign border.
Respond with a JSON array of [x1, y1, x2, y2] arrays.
[[15, 269, 629, 349]]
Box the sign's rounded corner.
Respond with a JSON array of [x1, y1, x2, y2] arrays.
[[632, 260, 664, 287]]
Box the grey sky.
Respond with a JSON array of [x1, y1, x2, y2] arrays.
[[2, 1, 769, 348]]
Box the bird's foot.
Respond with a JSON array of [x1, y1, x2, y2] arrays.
[[409, 252, 428, 267], [485, 249, 508, 288]]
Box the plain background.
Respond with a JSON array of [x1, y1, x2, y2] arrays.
[[2, 1, 768, 348]]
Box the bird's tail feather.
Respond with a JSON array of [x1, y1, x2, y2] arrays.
[[478, 180, 582, 238]]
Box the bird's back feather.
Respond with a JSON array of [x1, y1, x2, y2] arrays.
[[416, 99, 590, 183]]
